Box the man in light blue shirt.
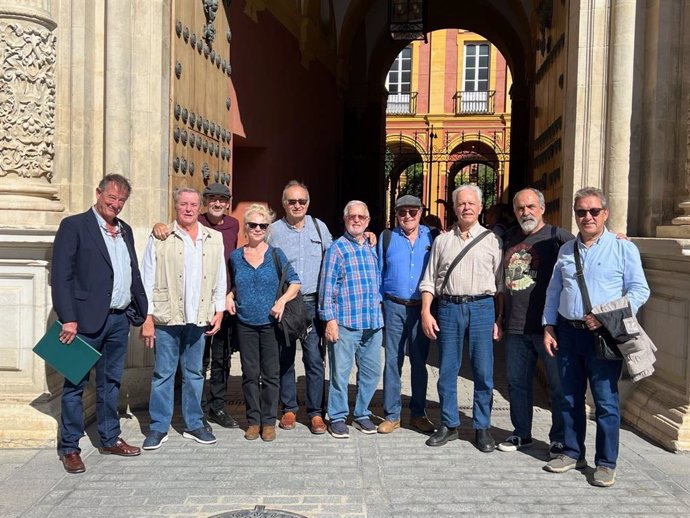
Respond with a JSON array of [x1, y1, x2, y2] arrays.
[[268, 181, 332, 434], [377, 195, 436, 435], [542, 187, 650, 487]]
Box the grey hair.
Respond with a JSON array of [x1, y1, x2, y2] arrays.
[[98, 173, 131, 194], [343, 200, 369, 218], [513, 188, 545, 210], [573, 187, 608, 210], [452, 184, 483, 205], [243, 203, 276, 225], [281, 180, 310, 204], [173, 187, 201, 205]]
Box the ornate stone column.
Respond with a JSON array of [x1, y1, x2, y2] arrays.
[[0, 1, 64, 222]]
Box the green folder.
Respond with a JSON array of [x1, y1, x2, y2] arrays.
[[33, 320, 102, 384]]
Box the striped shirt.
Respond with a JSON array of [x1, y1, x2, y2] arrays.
[[318, 232, 383, 330]]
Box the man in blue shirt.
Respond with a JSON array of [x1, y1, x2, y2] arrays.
[[542, 187, 650, 487], [377, 195, 436, 434], [319, 201, 384, 439], [268, 181, 332, 435]]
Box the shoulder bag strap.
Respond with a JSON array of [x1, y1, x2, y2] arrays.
[[438, 230, 492, 295], [311, 216, 326, 257], [573, 242, 593, 314], [271, 247, 288, 298]]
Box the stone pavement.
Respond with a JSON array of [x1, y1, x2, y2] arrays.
[[2, 343, 690, 517]]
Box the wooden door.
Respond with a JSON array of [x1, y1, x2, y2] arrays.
[[170, 0, 233, 213]]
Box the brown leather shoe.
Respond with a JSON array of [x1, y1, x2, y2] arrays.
[[410, 416, 436, 433], [61, 452, 85, 474], [98, 437, 141, 456], [279, 411, 297, 430], [261, 425, 276, 442], [245, 424, 260, 440], [309, 415, 327, 434], [377, 419, 401, 434]]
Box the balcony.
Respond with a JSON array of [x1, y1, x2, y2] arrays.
[[386, 92, 418, 115], [453, 90, 495, 115]]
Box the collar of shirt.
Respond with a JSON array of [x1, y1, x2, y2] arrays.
[[92, 206, 121, 235], [452, 221, 482, 238], [170, 220, 208, 242], [282, 216, 308, 231], [344, 231, 368, 246]]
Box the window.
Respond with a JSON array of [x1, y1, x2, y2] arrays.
[[386, 46, 413, 114], [462, 43, 490, 113]]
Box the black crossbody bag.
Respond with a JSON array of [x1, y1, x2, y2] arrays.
[[573, 243, 623, 360], [271, 248, 311, 345]]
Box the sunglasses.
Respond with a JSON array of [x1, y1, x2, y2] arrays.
[[574, 207, 605, 218], [287, 199, 308, 206], [246, 222, 269, 230], [396, 208, 420, 218], [347, 214, 368, 221]]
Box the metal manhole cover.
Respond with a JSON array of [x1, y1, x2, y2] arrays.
[[210, 506, 307, 518]]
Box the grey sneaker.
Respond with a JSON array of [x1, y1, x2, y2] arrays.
[[543, 454, 587, 473], [329, 420, 349, 439], [353, 417, 377, 435], [592, 466, 616, 487], [497, 435, 533, 452]]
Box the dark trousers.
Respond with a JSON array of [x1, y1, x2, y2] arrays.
[[236, 320, 281, 426], [201, 312, 233, 413], [60, 312, 130, 454]]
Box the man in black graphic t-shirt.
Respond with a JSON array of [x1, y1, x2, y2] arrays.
[[497, 188, 573, 458]]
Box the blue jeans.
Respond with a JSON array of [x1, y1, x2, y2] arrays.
[[327, 326, 382, 423], [382, 299, 430, 421], [149, 324, 206, 433], [60, 312, 130, 454], [557, 318, 623, 469], [505, 333, 564, 442], [436, 297, 495, 429], [279, 299, 325, 418]]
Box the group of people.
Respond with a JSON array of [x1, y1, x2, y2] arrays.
[[52, 174, 649, 489]]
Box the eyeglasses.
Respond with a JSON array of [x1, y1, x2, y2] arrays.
[[574, 207, 605, 218], [346, 214, 369, 221], [287, 199, 308, 206], [246, 222, 269, 230], [396, 208, 420, 218]]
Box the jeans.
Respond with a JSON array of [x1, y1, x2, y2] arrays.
[[505, 332, 564, 442], [556, 317, 623, 469], [149, 324, 206, 433], [201, 312, 233, 413], [236, 320, 281, 426], [327, 326, 382, 423], [279, 299, 325, 418], [382, 299, 430, 421], [60, 312, 130, 454], [436, 297, 495, 429]]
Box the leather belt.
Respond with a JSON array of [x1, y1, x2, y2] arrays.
[[385, 294, 422, 307], [108, 307, 126, 315], [565, 319, 587, 329], [302, 293, 318, 303], [440, 294, 492, 304]]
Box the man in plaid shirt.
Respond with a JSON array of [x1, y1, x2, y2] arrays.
[[318, 200, 384, 439]]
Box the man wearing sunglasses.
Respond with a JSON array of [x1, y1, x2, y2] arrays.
[[542, 187, 649, 487], [151, 183, 240, 431], [497, 188, 572, 458], [377, 195, 437, 435], [267, 181, 333, 434]]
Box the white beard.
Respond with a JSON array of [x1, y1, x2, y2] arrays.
[[519, 218, 538, 233]]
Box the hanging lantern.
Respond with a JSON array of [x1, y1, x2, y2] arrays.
[[389, 0, 427, 42]]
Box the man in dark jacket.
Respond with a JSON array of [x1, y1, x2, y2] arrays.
[[52, 173, 148, 474]]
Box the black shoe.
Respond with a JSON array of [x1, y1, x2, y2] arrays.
[[475, 429, 495, 452], [203, 417, 213, 433], [425, 425, 458, 447], [208, 409, 239, 429]]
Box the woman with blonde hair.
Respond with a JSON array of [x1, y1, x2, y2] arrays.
[[227, 204, 300, 441]]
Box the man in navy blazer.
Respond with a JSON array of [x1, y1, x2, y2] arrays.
[[51, 173, 148, 474]]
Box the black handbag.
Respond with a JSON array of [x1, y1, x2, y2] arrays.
[[271, 248, 310, 344], [573, 243, 623, 360]]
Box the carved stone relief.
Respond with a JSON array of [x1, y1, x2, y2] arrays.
[[0, 22, 56, 181]]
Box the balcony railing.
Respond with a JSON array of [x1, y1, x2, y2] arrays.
[[386, 92, 418, 115], [453, 90, 496, 115]]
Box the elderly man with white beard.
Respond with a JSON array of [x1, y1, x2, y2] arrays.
[[496, 188, 573, 458]]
